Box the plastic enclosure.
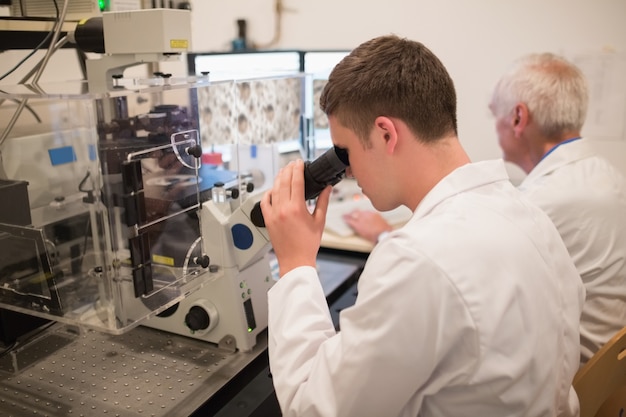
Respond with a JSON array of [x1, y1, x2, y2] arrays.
[[0, 73, 305, 335]]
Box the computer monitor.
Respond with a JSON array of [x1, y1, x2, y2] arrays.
[[187, 50, 303, 81], [301, 50, 349, 150], [187, 50, 307, 182], [186, 50, 349, 159]]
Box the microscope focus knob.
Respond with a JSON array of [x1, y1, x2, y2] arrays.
[[185, 306, 210, 331], [184, 301, 219, 334], [194, 255, 210, 268]]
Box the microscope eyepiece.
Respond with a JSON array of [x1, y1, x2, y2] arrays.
[[303, 146, 349, 201], [250, 146, 349, 228]]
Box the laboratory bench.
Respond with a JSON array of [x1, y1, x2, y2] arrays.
[[0, 249, 366, 417]]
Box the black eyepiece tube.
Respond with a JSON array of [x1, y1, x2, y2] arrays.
[[303, 146, 349, 200], [250, 146, 349, 228]]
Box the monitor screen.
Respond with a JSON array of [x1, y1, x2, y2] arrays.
[[303, 50, 349, 78], [187, 50, 302, 81]]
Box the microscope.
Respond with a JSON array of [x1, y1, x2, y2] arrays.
[[0, 8, 301, 354], [0, 7, 350, 355]]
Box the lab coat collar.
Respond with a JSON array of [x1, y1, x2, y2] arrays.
[[413, 159, 510, 220], [523, 137, 593, 184]]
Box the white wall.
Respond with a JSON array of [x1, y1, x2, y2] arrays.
[[190, 0, 626, 181], [1, 1, 625, 180]]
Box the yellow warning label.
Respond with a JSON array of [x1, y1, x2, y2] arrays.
[[170, 39, 189, 50], [153, 254, 175, 266]]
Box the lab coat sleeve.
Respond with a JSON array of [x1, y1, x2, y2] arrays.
[[267, 237, 479, 417], [268, 266, 339, 415]]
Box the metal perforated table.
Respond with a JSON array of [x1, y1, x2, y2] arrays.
[[0, 324, 267, 417]]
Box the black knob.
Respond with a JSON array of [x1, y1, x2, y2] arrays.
[[185, 306, 210, 331], [229, 187, 239, 199], [250, 202, 265, 227], [246, 182, 254, 192], [186, 145, 202, 158], [194, 255, 210, 268]]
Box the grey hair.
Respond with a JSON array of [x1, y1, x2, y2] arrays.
[[491, 53, 589, 137]]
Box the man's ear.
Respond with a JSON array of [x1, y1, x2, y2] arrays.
[[374, 116, 398, 154], [513, 103, 529, 138]]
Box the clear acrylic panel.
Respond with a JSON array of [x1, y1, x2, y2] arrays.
[[0, 73, 305, 340]]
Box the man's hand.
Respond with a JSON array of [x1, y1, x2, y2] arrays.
[[343, 210, 392, 244], [260, 160, 332, 277]]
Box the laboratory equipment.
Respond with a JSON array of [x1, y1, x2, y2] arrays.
[[70, 8, 192, 92], [0, 70, 305, 354], [6, 0, 102, 19]]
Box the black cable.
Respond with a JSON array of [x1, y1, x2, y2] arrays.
[[78, 170, 92, 192], [0, 0, 60, 82], [77, 170, 94, 267], [75, 48, 88, 80], [3, 98, 43, 122]]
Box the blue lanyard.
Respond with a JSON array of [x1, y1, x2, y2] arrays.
[[540, 137, 582, 161]]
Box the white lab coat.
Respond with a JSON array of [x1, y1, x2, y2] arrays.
[[519, 138, 626, 365], [268, 160, 584, 417]]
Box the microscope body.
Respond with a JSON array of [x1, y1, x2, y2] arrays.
[[143, 194, 274, 352]]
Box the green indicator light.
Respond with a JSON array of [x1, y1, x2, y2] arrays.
[[98, 0, 106, 11], [248, 328, 252, 333]]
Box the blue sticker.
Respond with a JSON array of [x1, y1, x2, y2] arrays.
[[88, 144, 97, 161], [48, 146, 77, 166], [250, 144, 257, 159], [231, 223, 254, 250]]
